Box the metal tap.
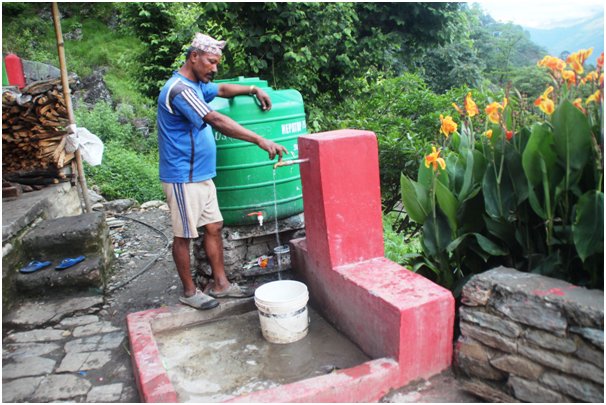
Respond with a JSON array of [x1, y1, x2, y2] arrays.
[[273, 158, 310, 170]]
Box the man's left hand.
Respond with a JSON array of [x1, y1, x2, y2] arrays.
[[255, 88, 272, 111]]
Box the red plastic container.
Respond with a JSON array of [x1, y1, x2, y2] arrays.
[[4, 53, 26, 88]]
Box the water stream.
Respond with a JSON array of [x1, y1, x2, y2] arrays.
[[272, 169, 283, 280]]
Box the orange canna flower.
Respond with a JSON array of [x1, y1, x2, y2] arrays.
[[566, 48, 593, 75], [484, 129, 493, 139], [586, 89, 602, 105], [425, 146, 446, 171], [485, 101, 505, 124], [465, 92, 479, 117], [562, 70, 576, 86], [597, 52, 604, 72], [439, 114, 458, 138], [581, 71, 598, 85], [534, 86, 555, 115], [452, 102, 463, 116], [537, 55, 566, 74], [573, 98, 586, 114]]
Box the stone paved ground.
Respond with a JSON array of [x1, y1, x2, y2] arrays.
[[2, 205, 479, 403]]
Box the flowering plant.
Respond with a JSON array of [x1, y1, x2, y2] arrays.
[[401, 49, 604, 290]]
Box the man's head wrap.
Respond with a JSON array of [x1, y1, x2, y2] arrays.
[[190, 33, 226, 56]]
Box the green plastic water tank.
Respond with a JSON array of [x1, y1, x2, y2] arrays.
[[209, 77, 307, 226]]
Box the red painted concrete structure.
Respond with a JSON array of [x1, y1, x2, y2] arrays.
[[4, 53, 26, 89], [292, 129, 455, 386], [127, 129, 454, 402]]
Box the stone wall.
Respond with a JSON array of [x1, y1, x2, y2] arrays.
[[455, 267, 604, 402], [193, 213, 304, 285]]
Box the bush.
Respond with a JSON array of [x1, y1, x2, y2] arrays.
[[401, 50, 604, 291], [316, 73, 471, 213], [85, 141, 163, 203], [383, 211, 422, 266], [76, 101, 161, 203], [75, 102, 156, 153]]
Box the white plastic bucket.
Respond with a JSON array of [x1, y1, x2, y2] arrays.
[[254, 280, 309, 344]]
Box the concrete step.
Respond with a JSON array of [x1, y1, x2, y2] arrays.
[[13, 212, 113, 297], [15, 255, 106, 297], [21, 212, 111, 260]]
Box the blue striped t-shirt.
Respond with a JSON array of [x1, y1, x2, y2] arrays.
[[157, 72, 219, 183]]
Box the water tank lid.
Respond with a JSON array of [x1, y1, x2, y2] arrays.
[[213, 76, 270, 88]]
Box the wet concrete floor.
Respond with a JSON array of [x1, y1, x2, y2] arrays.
[[155, 306, 370, 402]]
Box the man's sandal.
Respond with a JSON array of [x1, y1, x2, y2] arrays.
[[209, 282, 254, 299], [179, 289, 220, 310]]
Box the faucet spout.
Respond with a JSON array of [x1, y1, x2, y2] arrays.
[[273, 158, 310, 170]]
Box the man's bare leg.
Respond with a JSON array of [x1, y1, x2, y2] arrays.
[[172, 236, 197, 297], [203, 221, 231, 292]]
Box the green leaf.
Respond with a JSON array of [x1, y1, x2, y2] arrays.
[[527, 185, 547, 219], [473, 233, 508, 256], [422, 212, 452, 257], [459, 149, 475, 201], [400, 174, 430, 224], [552, 100, 592, 180], [435, 179, 459, 234], [504, 142, 528, 205], [522, 123, 557, 186], [483, 161, 516, 220], [573, 191, 604, 261]]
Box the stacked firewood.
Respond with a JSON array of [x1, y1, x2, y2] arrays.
[[2, 78, 77, 191]]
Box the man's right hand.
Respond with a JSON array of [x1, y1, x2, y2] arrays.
[[258, 138, 288, 160]]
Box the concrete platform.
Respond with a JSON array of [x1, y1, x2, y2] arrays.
[[127, 299, 400, 402]]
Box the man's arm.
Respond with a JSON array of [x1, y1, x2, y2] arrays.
[[217, 83, 272, 111], [204, 111, 286, 160]]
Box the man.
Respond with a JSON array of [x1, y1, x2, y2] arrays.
[[157, 33, 287, 310]]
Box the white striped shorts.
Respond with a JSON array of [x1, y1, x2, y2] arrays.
[[162, 180, 223, 239]]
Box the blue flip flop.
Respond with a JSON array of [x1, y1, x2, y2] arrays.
[[19, 260, 52, 274], [55, 255, 86, 270]]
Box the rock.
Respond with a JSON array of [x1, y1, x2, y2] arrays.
[[460, 306, 522, 338], [508, 376, 569, 402], [455, 336, 506, 380], [5, 327, 68, 343], [76, 68, 112, 106], [2, 356, 56, 379], [64, 331, 125, 353], [21, 59, 61, 84], [64, 27, 83, 41], [31, 374, 91, 401], [86, 383, 123, 402], [2, 343, 61, 361], [540, 371, 604, 402], [72, 321, 121, 338], [517, 344, 604, 384], [103, 198, 138, 213], [459, 378, 518, 402], [570, 326, 604, 349], [490, 355, 544, 380], [3, 296, 104, 328], [2, 377, 44, 402], [88, 189, 106, 204], [59, 315, 100, 327], [459, 322, 517, 353], [56, 350, 112, 372], [141, 200, 167, 210], [523, 328, 577, 353], [133, 117, 151, 137]]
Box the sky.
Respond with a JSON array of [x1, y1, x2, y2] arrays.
[[470, 0, 605, 29]]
